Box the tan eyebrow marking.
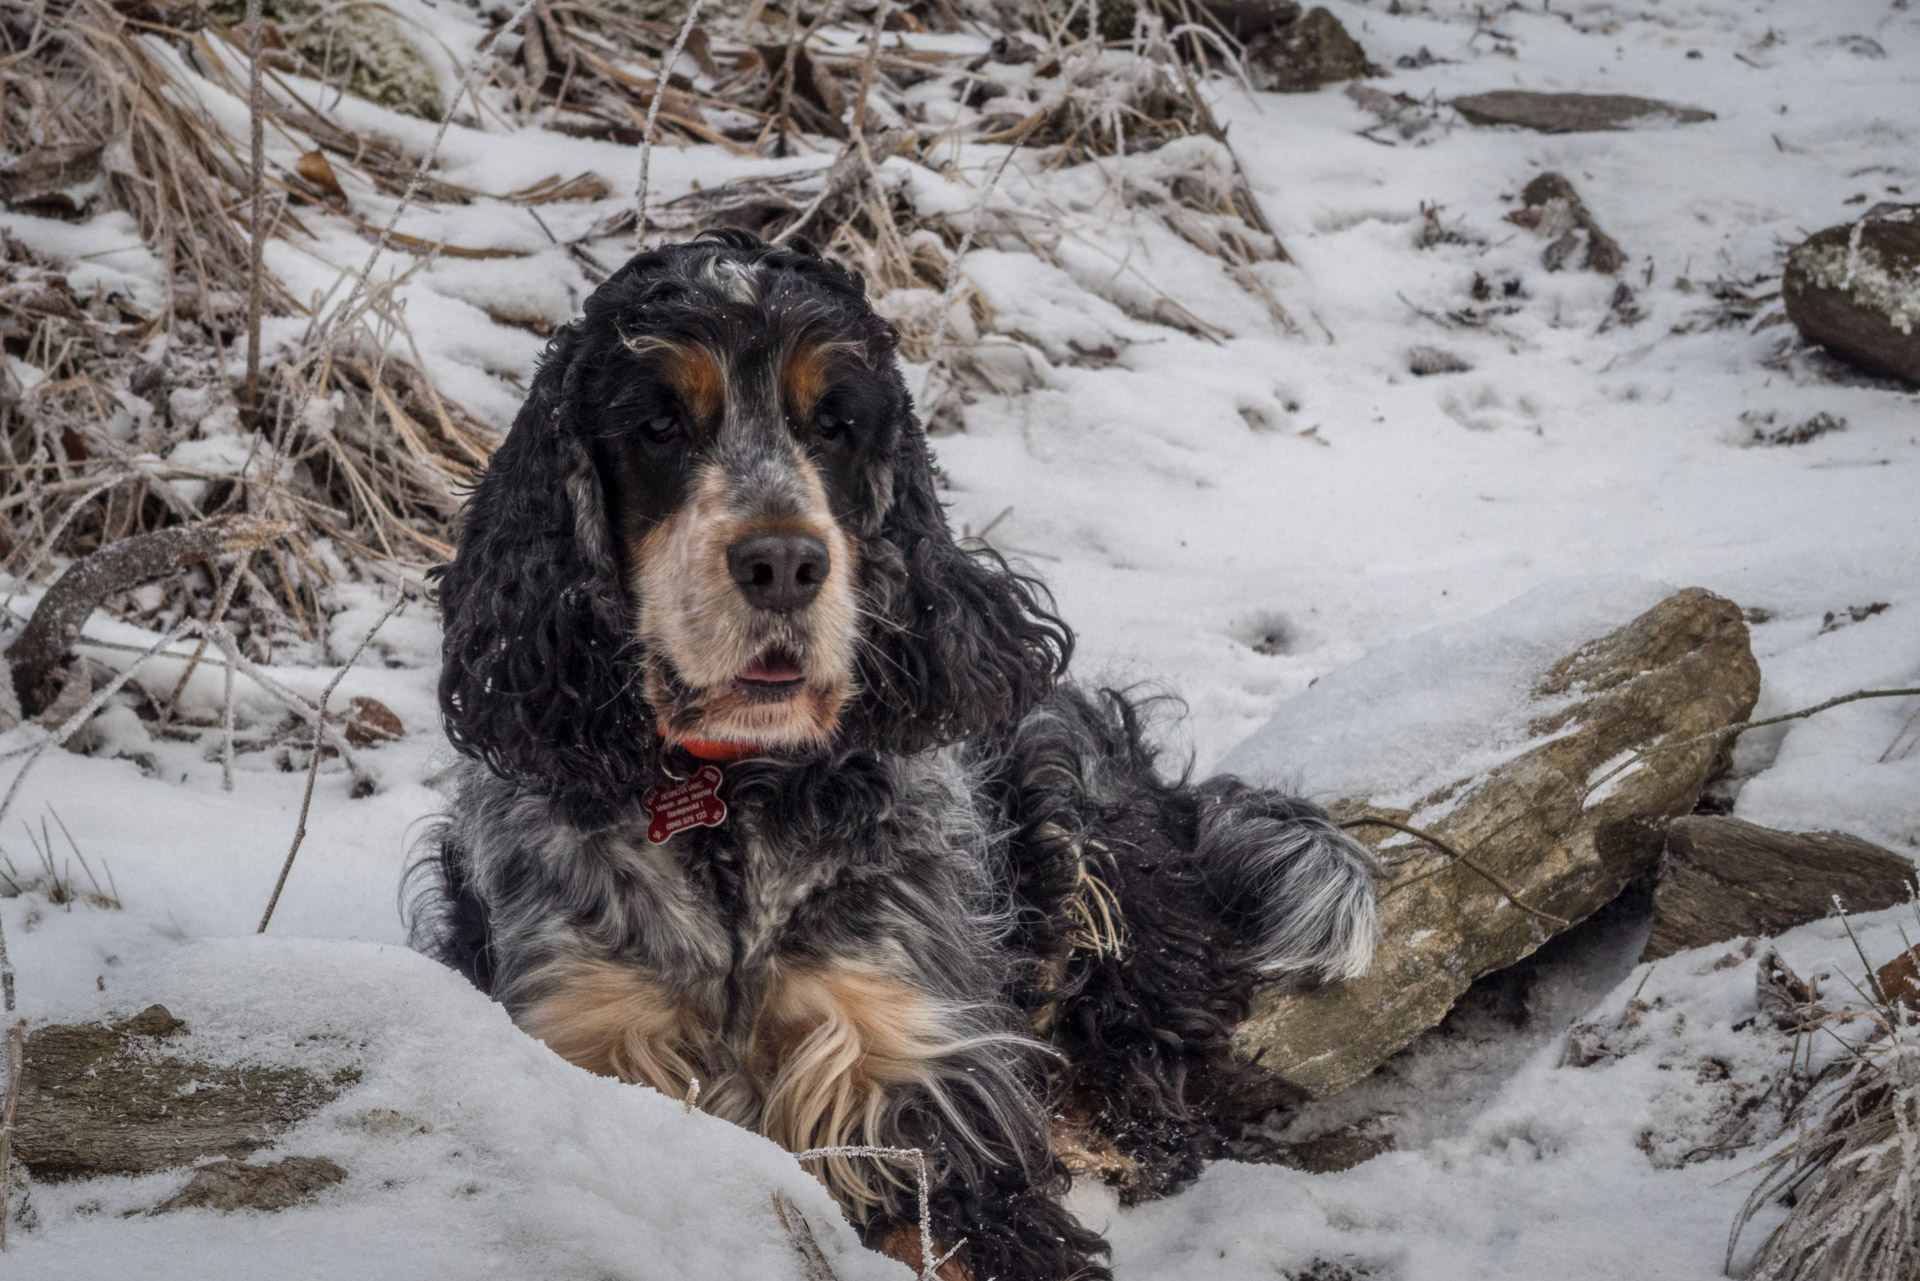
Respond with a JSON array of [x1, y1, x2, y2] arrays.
[[620, 335, 725, 427], [779, 338, 864, 425]]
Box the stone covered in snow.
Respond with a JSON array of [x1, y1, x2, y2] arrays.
[[1218, 584, 1760, 1104], [1782, 203, 1920, 385]]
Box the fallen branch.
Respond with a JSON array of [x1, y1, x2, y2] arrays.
[[257, 591, 408, 933], [8, 516, 291, 719], [1342, 814, 1573, 928], [1585, 686, 1920, 800]]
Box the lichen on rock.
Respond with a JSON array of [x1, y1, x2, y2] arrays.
[[206, 0, 443, 121]]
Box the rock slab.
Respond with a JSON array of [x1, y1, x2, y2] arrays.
[[1782, 204, 1920, 385], [1641, 816, 1915, 961], [1454, 91, 1714, 132], [14, 1005, 355, 1180], [1229, 589, 1760, 1106]]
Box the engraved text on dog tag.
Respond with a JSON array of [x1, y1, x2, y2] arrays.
[[644, 764, 728, 844]]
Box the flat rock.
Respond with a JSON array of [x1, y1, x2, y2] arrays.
[[1782, 203, 1920, 385], [1220, 586, 1759, 1105], [152, 1156, 349, 1214], [14, 1005, 355, 1180], [1245, 7, 1375, 94], [1641, 816, 1914, 961], [1454, 91, 1714, 133]]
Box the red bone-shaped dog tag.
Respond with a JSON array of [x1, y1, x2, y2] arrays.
[[644, 765, 728, 844]]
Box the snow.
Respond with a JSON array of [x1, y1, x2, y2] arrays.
[[5, 0, 1920, 1276], [1214, 576, 1674, 807], [9, 941, 904, 1281]]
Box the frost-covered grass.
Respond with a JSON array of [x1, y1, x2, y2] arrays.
[[2, 0, 1918, 1276]]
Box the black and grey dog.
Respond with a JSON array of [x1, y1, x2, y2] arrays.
[[412, 230, 1377, 1280]]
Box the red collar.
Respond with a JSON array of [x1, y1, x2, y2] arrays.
[[664, 735, 765, 763]]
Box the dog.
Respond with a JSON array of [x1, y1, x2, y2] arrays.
[[412, 230, 1379, 1280]]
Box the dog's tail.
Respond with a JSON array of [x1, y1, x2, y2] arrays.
[[1195, 780, 1381, 983]]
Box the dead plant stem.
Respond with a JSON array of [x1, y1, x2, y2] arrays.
[[244, 0, 266, 420], [1342, 814, 1573, 928], [257, 591, 406, 933], [634, 0, 708, 247]]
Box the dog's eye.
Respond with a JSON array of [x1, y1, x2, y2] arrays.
[[814, 411, 847, 441], [640, 413, 682, 444]]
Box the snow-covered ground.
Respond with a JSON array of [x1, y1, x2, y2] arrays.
[[3, 0, 1918, 1276]]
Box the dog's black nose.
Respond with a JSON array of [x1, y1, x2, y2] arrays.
[[727, 533, 830, 612]]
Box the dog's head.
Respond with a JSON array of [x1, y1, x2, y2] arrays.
[[436, 231, 1071, 803]]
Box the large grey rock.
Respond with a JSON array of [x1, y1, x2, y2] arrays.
[[1782, 204, 1920, 385], [1454, 91, 1713, 133], [1221, 586, 1759, 1106], [14, 1005, 355, 1180], [1642, 816, 1914, 961]]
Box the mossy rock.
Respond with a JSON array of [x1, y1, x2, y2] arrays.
[[14, 1004, 357, 1180], [206, 0, 443, 121]]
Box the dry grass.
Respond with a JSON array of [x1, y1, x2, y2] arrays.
[[1731, 921, 1920, 1281], [0, 0, 1288, 648]]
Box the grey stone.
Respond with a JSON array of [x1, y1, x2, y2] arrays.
[[1453, 91, 1714, 133]]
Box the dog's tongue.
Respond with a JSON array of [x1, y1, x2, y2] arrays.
[[740, 653, 804, 683]]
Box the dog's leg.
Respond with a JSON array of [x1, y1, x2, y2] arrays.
[[996, 685, 1381, 1202], [751, 961, 1111, 1281], [519, 958, 706, 1095]]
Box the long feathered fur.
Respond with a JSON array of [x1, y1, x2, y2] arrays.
[[413, 231, 1378, 1281]]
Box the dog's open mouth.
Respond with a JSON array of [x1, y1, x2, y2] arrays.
[[735, 648, 806, 699]]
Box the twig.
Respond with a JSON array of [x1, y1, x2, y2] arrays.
[[1585, 687, 1920, 799], [1881, 703, 1920, 764], [0, 1020, 19, 1252], [634, 0, 708, 248], [320, 0, 542, 338], [244, 0, 267, 420], [921, 119, 1043, 412], [771, 0, 894, 246], [791, 1145, 962, 1280], [0, 617, 198, 829], [771, 1189, 841, 1281], [0, 890, 15, 1250], [1342, 814, 1573, 928], [257, 592, 406, 933], [221, 623, 236, 791], [160, 547, 255, 728]]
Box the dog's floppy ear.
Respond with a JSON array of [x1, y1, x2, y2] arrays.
[[434, 323, 653, 804], [850, 419, 1073, 754]]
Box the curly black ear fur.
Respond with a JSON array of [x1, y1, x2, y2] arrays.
[[433, 324, 653, 808], [846, 421, 1074, 755]]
